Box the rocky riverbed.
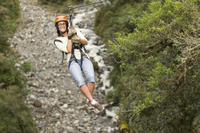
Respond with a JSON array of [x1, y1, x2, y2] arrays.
[[9, 0, 118, 132]]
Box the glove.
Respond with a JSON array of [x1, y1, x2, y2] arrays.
[[71, 35, 81, 43], [68, 27, 77, 37]]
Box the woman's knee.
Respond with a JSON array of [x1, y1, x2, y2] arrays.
[[86, 75, 95, 83]]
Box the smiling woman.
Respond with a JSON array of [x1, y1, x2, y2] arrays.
[[53, 15, 105, 112], [54, 16, 69, 36]]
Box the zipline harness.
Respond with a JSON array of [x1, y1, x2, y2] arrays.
[[59, 1, 107, 67], [60, 6, 88, 70]]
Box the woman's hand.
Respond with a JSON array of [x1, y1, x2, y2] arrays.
[[72, 35, 88, 45], [71, 35, 81, 43], [68, 27, 77, 37], [80, 38, 88, 45]]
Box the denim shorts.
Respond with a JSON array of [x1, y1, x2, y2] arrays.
[[68, 58, 95, 87]]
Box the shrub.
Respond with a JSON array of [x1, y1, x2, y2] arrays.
[[0, 0, 38, 132], [22, 61, 33, 73], [97, 0, 200, 132]]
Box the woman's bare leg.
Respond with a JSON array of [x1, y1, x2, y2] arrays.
[[87, 82, 95, 96], [80, 84, 93, 102], [80, 84, 104, 111]]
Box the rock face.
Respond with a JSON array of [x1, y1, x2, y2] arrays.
[[9, 0, 117, 132]]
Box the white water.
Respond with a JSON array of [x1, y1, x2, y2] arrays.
[[73, 8, 113, 94], [72, 7, 118, 121]]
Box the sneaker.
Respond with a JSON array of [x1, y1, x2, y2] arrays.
[[91, 102, 105, 112]]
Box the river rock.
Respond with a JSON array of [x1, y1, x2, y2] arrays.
[[33, 99, 42, 107]]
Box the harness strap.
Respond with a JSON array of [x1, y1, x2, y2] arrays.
[[61, 51, 65, 64], [54, 39, 68, 65], [82, 44, 87, 53], [68, 43, 88, 70], [79, 47, 83, 68]]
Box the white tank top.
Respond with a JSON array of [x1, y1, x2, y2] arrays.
[[54, 28, 88, 63]]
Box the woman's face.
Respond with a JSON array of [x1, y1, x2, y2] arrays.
[[58, 21, 67, 33]]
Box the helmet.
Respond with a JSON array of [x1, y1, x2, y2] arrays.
[[54, 16, 68, 25]]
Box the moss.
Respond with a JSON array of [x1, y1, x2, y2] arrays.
[[90, 57, 99, 72]]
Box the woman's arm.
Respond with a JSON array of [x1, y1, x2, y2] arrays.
[[80, 39, 88, 45], [67, 39, 72, 53], [76, 29, 88, 45], [54, 37, 69, 53]]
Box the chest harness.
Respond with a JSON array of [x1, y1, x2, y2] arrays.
[[59, 6, 88, 69], [60, 42, 88, 69]]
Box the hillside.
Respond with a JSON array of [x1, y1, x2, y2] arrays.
[[95, 0, 200, 132], [0, 0, 38, 132]]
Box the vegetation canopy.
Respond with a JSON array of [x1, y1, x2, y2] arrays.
[[0, 0, 38, 132], [95, 0, 200, 132]]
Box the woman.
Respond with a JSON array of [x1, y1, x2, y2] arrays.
[[54, 16, 104, 111]]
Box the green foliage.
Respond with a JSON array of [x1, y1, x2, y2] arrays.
[[0, 88, 38, 133], [39, 0, 84, 4], [0, 0, 38, 132], [96, 0, 200, 132], [38, 0, 84, 12], [90, 57, 99, 72], [0, 54, 25, 89], [148, 62, 173, 88], [95, 0, 150, 40], [0, 0, 20, 53], [22, 61, 33, 73]]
